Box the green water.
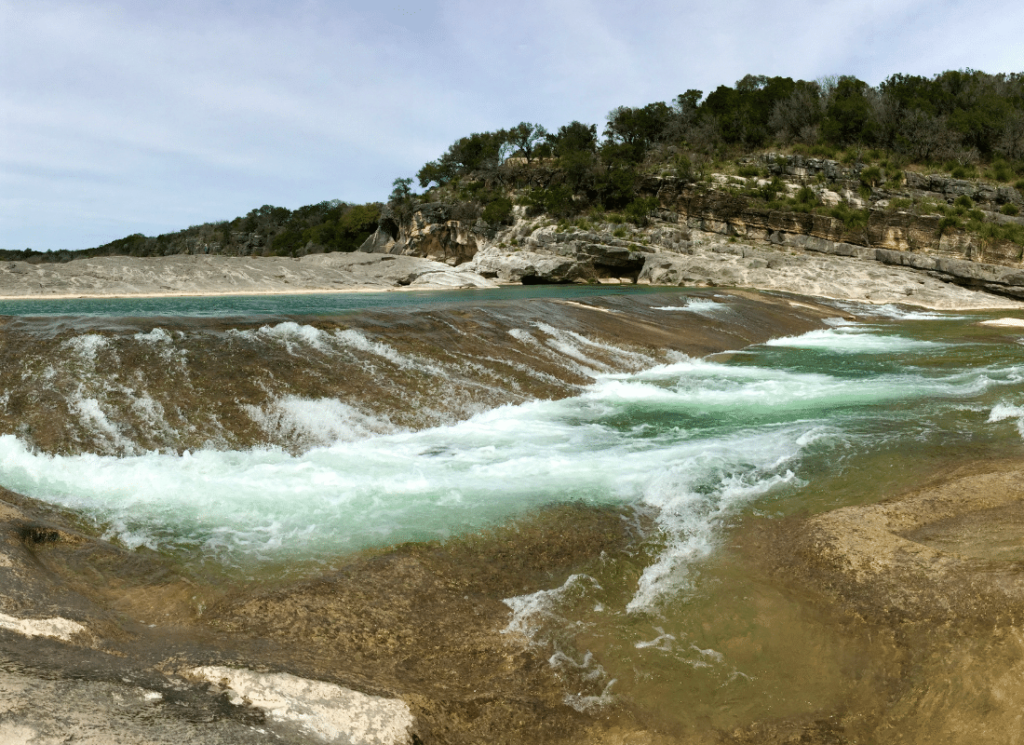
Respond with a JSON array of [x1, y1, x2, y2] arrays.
[[0, 283, 682, 318], [2, 290, 1023, 736]]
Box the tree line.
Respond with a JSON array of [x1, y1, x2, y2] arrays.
[[8, 68, 1024, 262], [2, 200, 381, 264], [394, 69, 1024, 223]]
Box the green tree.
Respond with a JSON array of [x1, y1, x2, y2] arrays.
[[548, 121, 598, 156], [603, 102, 672, 161], [417, 130, 511, 188], [821, 76, 872, 145], [389, 177, 414, 203], [507, 122, 549, 163]]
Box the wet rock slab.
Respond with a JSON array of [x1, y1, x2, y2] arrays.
[[0, 483, 637, 744], [746, 465, 1024, 743]]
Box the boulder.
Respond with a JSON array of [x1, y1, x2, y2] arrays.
[[468, 247, 582, 284], [357, 226, 396, 254]]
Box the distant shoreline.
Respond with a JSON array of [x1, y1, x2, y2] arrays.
[[2, 250, 1024, 312]]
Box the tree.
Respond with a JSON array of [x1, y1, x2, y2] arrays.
[[769, 83, 822, 144], [866, 88, 902, 149], [702, 76, 798, 147], [895, 109, 959, 161], [548, 121, 598, 156], [506, 122, 549, 163], [663, 89, 703, 141], [416, 130, 511, 188], [821, 76, 872, 145], [603, 102, 672, 161], [389, 177, 414, 203], [996, 109, 1024, 161]]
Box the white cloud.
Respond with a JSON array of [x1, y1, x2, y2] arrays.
[[1, 0, 1022, 250]]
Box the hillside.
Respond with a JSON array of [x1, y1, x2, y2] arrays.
[[7, 68, 1024, 284]]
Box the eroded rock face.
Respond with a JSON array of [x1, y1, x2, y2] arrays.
[[359, 204, 486, 266]]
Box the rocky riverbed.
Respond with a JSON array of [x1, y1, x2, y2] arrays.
[[3, 265, 1024, 743], [3, 224, 1024, 313]]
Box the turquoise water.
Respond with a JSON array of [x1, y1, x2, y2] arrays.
[[0, 284, 680, 318], [1, 297, 1022, 605], [2, 290, 1024, 724]]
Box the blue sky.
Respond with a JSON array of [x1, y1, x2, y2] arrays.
[[2, 0, 1023, 250]]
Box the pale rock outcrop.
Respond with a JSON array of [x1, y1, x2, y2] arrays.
[[359, 203, 485, 266], [189, 667, 415, 745], [467, 247, 582, 283], [0, 252, 498, 298], [637, 241, 1023, 310]]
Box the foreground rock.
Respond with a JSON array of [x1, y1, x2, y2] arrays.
[[744, 465, 1024, 743], [0, 485, 633, 744]]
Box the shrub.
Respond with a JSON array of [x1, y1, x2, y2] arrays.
[[737, 165, 761, 178], [954, 195, 974, 209], [794, 186, 817, 205], [829, 203, 868, 231], [673, 154, 694, 181], [937, 215, 962, 235], [950, 164, 978, 179], [623, 197, 658, 226], [976, 221, 1024, 245], [859, 165, 882, 187], [1001, 203, 1020, 216], [991, 160, 1014, 182], [757, 177, 786, 201]]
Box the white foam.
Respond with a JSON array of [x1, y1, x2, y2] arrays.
[[69, 392, 135, 454], [635, 627, 676, 650], [502, 574, 600, 640], [989, 402, 1024, 437], [64, 334, 108, 361], [247, 396, 397, 447], [654, 299, 725, 314], [563, 676, 617, 714], [830, 301, 970, 321], [228, 322, 329, 355], [333, 328, 423, 368], [548, 651, 617, 713], [765, 327, 941, 353], [133, 328, 173, 343]]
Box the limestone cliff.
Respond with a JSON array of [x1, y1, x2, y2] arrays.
[[358, 203, 489, 266]]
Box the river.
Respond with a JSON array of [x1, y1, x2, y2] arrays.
[[1, 286, 1023, 741]]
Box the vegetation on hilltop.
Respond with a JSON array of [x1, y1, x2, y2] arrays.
[[1, 200, 380, 264], [389, 69, 1024, 245]]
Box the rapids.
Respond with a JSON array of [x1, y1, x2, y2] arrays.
[[2, 286, 1024, 739]]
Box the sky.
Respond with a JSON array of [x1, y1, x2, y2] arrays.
[[2, 0, 1023, 251]]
